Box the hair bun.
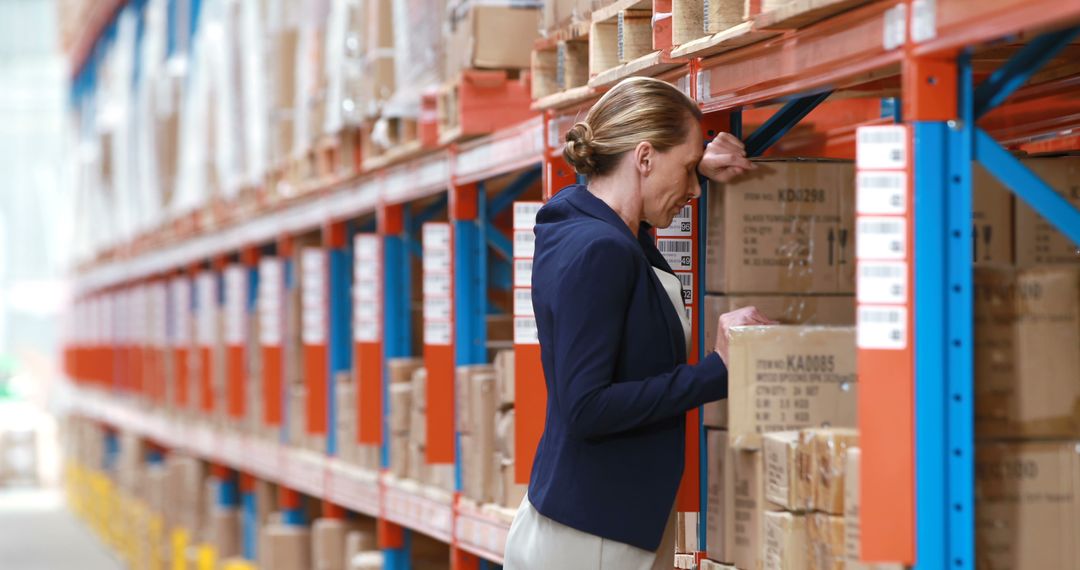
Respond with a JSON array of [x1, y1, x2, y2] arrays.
[[564, 122, 597, 176]]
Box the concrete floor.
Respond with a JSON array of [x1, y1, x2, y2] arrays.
[[0, 487, 123, 570]]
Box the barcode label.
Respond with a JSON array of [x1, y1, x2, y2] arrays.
[[657, 205, 693, 237], [224, 265, 246, 345], [857, 171, 906, 215], [424, 250, 452, 273], [856, 125, 906, 169], [354, 319, 380, 343], [425, 320, 452, 346], [857, 306, 907, 349], [514, 288, 534, 317], [514, 259, 533, 288], [424, 273, 452, 298], [353, 281, 379, 303], [514, 317, 539, 345], [424, 297, 452, 321], [857, 216, 907, 260], [354, 234, 380, 261], [514, 231, 536, 259], [257, 261, 280, 346], [857, 261, 907, 304], [658, 239, 693, 270], [911, 0, 936, 43], [196, 272, 217, 346], [676, 271, 694, 304], [423, 223, 451, 253], [882, 3, 907, 50], [514, 202, 543, 230]]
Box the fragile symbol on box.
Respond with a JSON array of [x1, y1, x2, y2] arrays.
[[857, 305, 907, 349]]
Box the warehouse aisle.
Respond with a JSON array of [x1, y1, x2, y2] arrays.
[[0, 488, 121, 570]]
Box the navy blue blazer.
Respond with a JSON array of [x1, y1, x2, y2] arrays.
[[526, 184, 729, 552]]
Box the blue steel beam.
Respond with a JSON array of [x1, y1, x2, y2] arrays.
[[487, 167, 542, 218], [744, 91, 832, 157], [411, 195, 449, 230], [974, 128, 1080, 246], [972, 26, 1080, 119], [485, 221, 513, 262]]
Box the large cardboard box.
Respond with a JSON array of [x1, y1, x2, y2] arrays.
[[804, 428, 859, 515], [972, 164, 1015, 264], [260, 524, 311, 570], [389, 383, 412, 434], [763, 431, 801, 511], [724, 449, 779, 570], [706, 160, 855, 295], [494, 349, 515, 407], [1013, 156, 1080, 266], [763, 511, 808, 570], [808, 514, 845, 570], [209, 507, 241, 558], [975, 266, 1080, 438], [677, 512, 699, 553], [445, 4, 540, 79], [462, 371, 497, 503], [706, 429, 730, 563], [975, 442, 1080, 570], [727, 326, 858, 449], [703, 295, 855, 361], [388, 357, 423, 384], [313, 518, 355, 570]]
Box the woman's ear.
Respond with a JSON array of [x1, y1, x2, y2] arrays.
[[634, 141, 654, 176]]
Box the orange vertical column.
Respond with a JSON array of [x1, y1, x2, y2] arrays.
[[224, 254, 252, 422], [353, 226, 385, 446], [172, 271, 193, 410], [260, 241, 286, 430], [196, 261, 222, 416], [423, 218, 456, 464], [511, 201, 544, 484], [301, 242, 329, 443]]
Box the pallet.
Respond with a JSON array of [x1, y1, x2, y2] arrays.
[[360, 117, 426, 171], [754, 0, 874, 29], [532, 17, 596, 107], [589, 48, 687, 88], [589, 0, 669, 81], [669, 20, 778, 59], [436, 70, 535, 146]]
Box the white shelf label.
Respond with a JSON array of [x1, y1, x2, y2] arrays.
[[513, 231, 536, 259], [514, 288, 534, 317], [857, 216, 907, 260], [857, 261, 908, 305], [301, 248, 326, 345], [354, 237, 382, 343], [675, 271, 694, 305], [258, 258, 283, 346], [354, 234, 381, 261], [657, 205, 693, 237], [857, 171, 907, 215], [857, 305, 907, 350], [514, 317, 539, 345], [423, 273, 452, 299], [224, 265, 247, 346], [424, 250, 452, 274], [856, 126, 907, 170], [514, 259, 533, 288], [423, 223, 452, 253], [883, 3, 907, 50], [424, 297, 453, 321], [424, 320, 452, 346], [658, 239, 694, 271], [514, 202, 543, 231], [911, 0, 936, 43], [196, 272, 217, 347], [170, 278, 191, 348]]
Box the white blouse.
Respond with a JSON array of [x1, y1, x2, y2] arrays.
[[652, 268, 691, 353]]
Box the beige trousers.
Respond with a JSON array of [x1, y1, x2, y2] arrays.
[[503, 495, 677, 570]]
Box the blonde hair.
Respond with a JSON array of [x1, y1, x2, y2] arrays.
[[564, 76, 702, 177]]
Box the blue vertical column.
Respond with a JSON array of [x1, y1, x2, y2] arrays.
[[453, 183, 486, 494], [327, 223, 353, 456], [281, 246, 295, 445], [241, 474, 258, 560]]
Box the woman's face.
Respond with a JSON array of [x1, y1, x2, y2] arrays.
[[639, 117, 704, 229]]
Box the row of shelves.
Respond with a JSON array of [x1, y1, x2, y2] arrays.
[[69, 388, 513, 565]]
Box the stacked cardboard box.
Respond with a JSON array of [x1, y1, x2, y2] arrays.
[[458, 364, 497, 503], [335, 372, 359, 464], [974, 263, 1080, 569], [312, 517, 378, 570], [259, 523, 312, 570], [492, 350, 529, 508]]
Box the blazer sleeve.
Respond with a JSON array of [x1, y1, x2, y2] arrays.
[[550, 237, 728, 440]]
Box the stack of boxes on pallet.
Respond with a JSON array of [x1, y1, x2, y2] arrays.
[[972, 156, 1080, 569]]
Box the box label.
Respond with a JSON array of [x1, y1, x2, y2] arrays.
[[659, 238, 694, 271], [857, 306, 907, 349], [224, 265, 247, 346], [857, 261, 907, 304], [424, 320, 452, 346]]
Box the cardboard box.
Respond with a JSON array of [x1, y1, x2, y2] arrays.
[[700, 560, 738, 570], [462, 371, 497, 503], [345, 530, 379, 565], [260, 524, 311, 570], [703, 295, 856, 354], [706, 161, 855, 294], [805, 428, 859, 515], [390, 434, 409, 478], [706, 430, 730, 563], [725, 449, 778, 570], [411, 367, 427, 410], [500, 460, 528, 507], [972, 164, 1015, 264], [764, 431, 801, 511], [727, 326, 858, 449], [703, 399, 728, 429], [388, 357, 423, 384], [445, 4, 540, 79], [351, 551, 386, 570], [677, 512, 699, 553], [494, 349, 515, 407], [209, 507, 241, 558], [808, 514, 845, 570], [1013, 156, 1080, 266], [976, 441, 1080, 570], [496, 408, 515, 459], [975, 266, 1080, 438], [313, 518, 354, 570], [389, 383, 412, 434], [763, 511, 809, 570]]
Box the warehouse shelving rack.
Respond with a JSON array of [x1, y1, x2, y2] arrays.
[[66, 0, 1080, 569]]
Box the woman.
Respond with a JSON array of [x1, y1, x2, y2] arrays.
[[503, 76, 774, 569]]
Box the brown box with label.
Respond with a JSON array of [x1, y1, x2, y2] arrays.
[[724, 448, 779, 570], [764, 431, 802, 511], [807, 428, 859, 515], [445, 4, 540, 79], [706, 429, 730, 563], [975, 266, 1080, 438], [706, 160, 855, 295], [763, 511, 809, 570], [727, 326, 858, 450], [975, 441, 1080, 570], [703, 295, 856, 359], [1013, 156, 1080, 266], [808, 513, 846, 570]]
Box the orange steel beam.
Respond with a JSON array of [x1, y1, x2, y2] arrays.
[[914, 0, 1080, 57]]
